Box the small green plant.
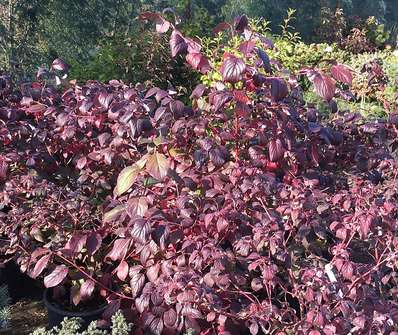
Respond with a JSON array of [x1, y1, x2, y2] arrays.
[[0, 285, 11, 330], [31, 311, 131, 335], [279, 8, 300, 43]]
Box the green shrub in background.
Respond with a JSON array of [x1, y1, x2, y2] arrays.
[[304, 50, 398, 119], [68, 29, 199, 90], [31, 311, 131, 335], [0, 285, 11, 330], [269, 40, 349, 72]]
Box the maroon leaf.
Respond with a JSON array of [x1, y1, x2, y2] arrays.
[[221, 56, 246, 83], [270, 78, 288, 102], [234, 15, 249, 32], [80, 279, 95, 299], [146, 152, 169, 180], [130, 272, 145, 298], [170, 30, 187, 57], [106, 238, 131, 261], [239, 41, 256, 55], [30, 254, 51, 279], [51, 58, 69, 72], [44, 265, 68, 288], [268, 139, 285, 162], [116, 260, 129, 281], [313, 74, 336, 102], [87, 232, 102, 256], [163, 308, 177, 327], [213, 22, 231, 34], [331, 64, 353, 85]]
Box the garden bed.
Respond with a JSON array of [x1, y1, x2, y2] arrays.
[[4, 300, 47, 335], [1, 9, 398, 335]]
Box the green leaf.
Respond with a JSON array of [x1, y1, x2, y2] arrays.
[[143, 177, 160, 187], [146, 152, 170, 180]]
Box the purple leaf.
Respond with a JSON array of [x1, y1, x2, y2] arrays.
[[65, 234, 87, 254], [170, 30, 188, 58], [131, 219, 151, 244], [51, 58, 69, 72], [213, 22, 231, 34], [103, 205, 126, 223], [30, 254, 51, 279], [268, 139, 285, 162], [186, 52, 211, 73], [131, 272, 145, 298], [221, 56, 246, 83], [87, 232, 102, 256], [163, 308, 177, 327], [106, 238, 131, 261], [115, 165, 141, 196], [270, 78, 288, 101], [190, 84, 206, 99], [127, 197, 148, 217], [234, 15, 249, 32], [76, 156, 87, 170], [331, 64, 353, 85], [44, 265, 68, 288], [146, 152, 169, 180], [256, 48, 272, 72], [80, 279, 95, 299], [239, 41, 256, 55], [116, 260, 129, 281], [313, 74, 336, 102]]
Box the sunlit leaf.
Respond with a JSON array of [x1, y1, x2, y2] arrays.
[[221, 56, 246, 83], [146, 152, 169, 180], [44, 265, 68, 288]]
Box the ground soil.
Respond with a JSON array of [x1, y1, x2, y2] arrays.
[[1, 262, 48, 334], [1, 300, 48, 335]]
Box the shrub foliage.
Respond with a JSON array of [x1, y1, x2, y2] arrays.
[[1, 12, 398, 335]]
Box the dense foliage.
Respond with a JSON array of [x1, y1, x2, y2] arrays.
[[1, 9, 398, 335], [1, 0, 398, 82]]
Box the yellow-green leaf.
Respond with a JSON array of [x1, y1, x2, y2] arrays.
[[115, 165, 140, 196], [103, 205, 126, 223]]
